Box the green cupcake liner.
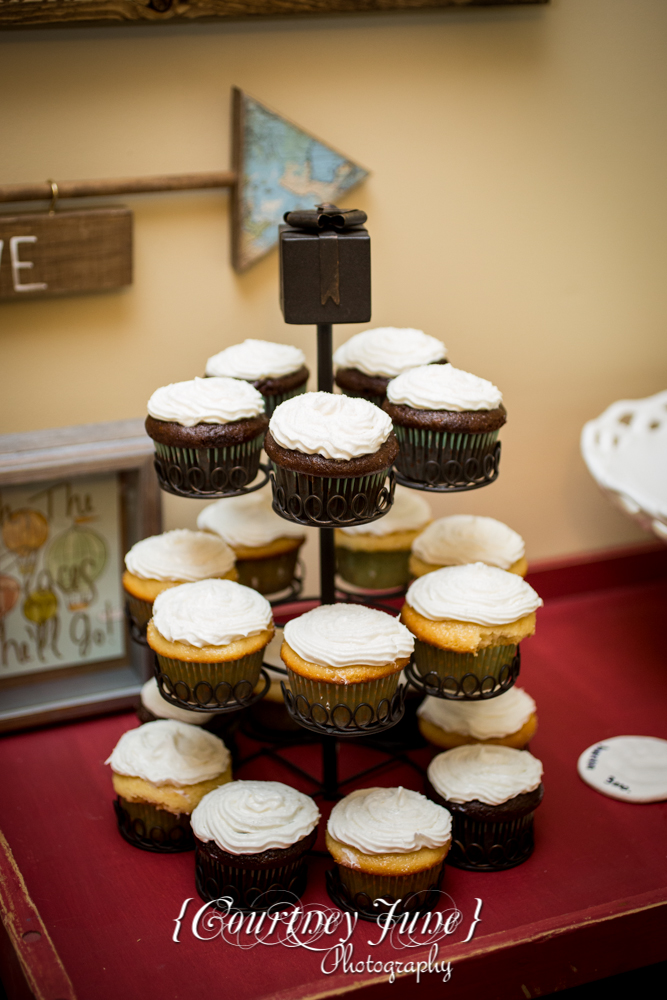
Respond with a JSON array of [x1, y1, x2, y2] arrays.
[[236, 547, 300, 595], [286, 669, 401, 729], [124, 591, 153, 632], [153, 433, 264, 495], [335, 546, 411, 590], [261, 383, 307, 417], [335, 860, 446, 904], [156, 649, 265, 708], [413, 640, 518, 697], [115, 796, 194, 852], [392, 424, 500, 488], [271, 464, 394, 527]]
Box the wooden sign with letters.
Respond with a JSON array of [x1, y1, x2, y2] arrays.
[[0, 208, 132, 300]]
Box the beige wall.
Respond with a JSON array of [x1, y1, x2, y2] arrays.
[[2, 0, 666, 588]]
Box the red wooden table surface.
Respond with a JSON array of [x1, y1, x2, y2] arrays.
[[1, 547, 666, 1000]]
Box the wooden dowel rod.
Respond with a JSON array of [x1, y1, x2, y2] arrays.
[[0, 171, 237, 204]]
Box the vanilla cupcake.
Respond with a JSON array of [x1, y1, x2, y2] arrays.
[[417, 686, 537, 750], [205, 340, 309, 416], [123, 529, 237, 633], [265, 392, 398, 527], [192, 780, 320, 909], [402, 564, 542, 697], [107, 720, 232, 852], [384, 365, 505, 488], [335, 486, 431, 591], [146, 376, 267, 497], [147, 579, 274, 710], [410, 516, 527, 579], [197, 489, 306, 596], [427, 744, 544, 870], [281, 604, 413, 730], [326, 786, 451, 915], [334, 328, 448, 407]]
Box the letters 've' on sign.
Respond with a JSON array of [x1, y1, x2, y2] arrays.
[[0, 207, 132, 300]]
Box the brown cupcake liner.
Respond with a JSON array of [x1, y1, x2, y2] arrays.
[[236, 547, 301, 595], [155, 650, 265, 709], [114, 796, 194, 852], [335, 546, 411, 590], [392, 424, 500, 489], [153, 434, 265, 497], [270, 464, 395, 527], [286, 669, 401, 730], [446, 811, 535, 871], [412, 641, 519, 698], [327, 860, 446, 919]]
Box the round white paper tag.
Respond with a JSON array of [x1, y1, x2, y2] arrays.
[[577, 736, 667, 803]]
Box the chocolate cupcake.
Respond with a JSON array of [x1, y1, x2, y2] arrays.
[[325, 786, 451, 917], [197, 488, 306, 597], [192, 780, 320, 911], [335, 486, 431, 592], [265, 392, 398, 527], [417, 686, 537, 751], [123, 529, 237, 635], [106, 720, 232, 852], [334, 328, 448, 407], [427, 744, 544, 870], [401, 564, 542, 698], [147, 579, 274, 711], [410, 515, 527, 580], [205, 339, 309, 416], [384, 365, 505, 489], [146, 377, 268, 497]]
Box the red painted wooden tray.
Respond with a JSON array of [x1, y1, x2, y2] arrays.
[[1, 545, 666, 1000]]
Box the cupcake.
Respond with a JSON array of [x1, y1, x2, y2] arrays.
[[205, 340, 309, 416], [192, 780, 320, 910], [401, 563, 542, 698], [123, 529, 237, 634], [147, 579, 274, 710], [197, 489, 306, 597], [417, 686, 537, 750], [410, 515, 527, 579], [107, 720, 232, 852], [325, 786, 451, 916], [265, 392, 398, 527], [146, 377, 268, 497], [334, 328, 448, 407], [427, 744, 544, 870], [384, 365, 505, 489], [335, 485, 431, 592], [281, 604, 413, 730]]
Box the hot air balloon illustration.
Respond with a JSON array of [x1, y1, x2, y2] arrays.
[[2, 509, 49, 579], [46, 520, 107, 611], [23, 569, 60, 661], [0, 574, 20, 620]]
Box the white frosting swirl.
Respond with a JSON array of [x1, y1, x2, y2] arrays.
[[125, 529, 236, 581], [269, 392, 392, 460], [191, 780, 320, 854], [418, 686, 536, 740], [412, 516, 525, 569], [333, 328, 447, 377], [283, 604, 414, 668], [205, 340, 306, 380], [147, 377, 264, 426], [427, 744, 543, 805], [140, 678, 215, 725], [152, 579, 272, 648], [327, 786, 451, 854], [339, 485, 431, 537], [406, 563, 542, 626], [387, 364, 502, 411], [106, 720, 229, 786], [197, 489, 305, 547]]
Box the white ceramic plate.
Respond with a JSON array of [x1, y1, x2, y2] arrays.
[[577, 736, 667, 803]]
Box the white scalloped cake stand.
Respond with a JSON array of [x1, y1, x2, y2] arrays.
[[581, 389, 667, 542]]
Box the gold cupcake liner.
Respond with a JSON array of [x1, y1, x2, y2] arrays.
[[335, 546, 410, 590], [414, 640, 517, 686], [124, 591, 153, 632], [286, 669, 400, 729], [236, 548, 300, 595], [335, 860, 446, 905], [156, 650, 265, 708]]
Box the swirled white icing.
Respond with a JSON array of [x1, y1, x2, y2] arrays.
[[387, 364, 502, 411], [147, 377, 264, 425], [406, 563, 542, 626], [152, 579, 272, 648], [327, 786, 451, 854], [269, 392, 393, 460], [418, 686, 536, 740], [197, 488, 305, 547], [339, 485, 431, 537], [205, 340, 306, 380], [333, 328, 447, 378], [427, 744, 543, 805], [106, 720, 229, 786], [140, 678, 215, 725], [412, 516, 525, 569], [125, 529, 236, 581], [191, 780, 320, 854], [283, 604, 414, 668]]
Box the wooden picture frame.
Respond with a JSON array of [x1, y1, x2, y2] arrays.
[[0, 419, 161, 733]]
